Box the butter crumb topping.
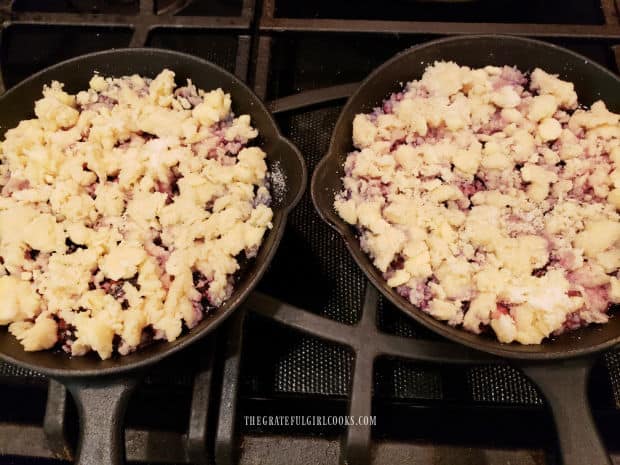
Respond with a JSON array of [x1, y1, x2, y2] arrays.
[[0, 70, 273, 358], [335, 62, 619, 345]]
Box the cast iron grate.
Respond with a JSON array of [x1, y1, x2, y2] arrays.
[[0, 1, 254, 463], [0, 0, 254, 90], [146, 29, 242, 70], [467, 365, 544, 405], [0, 1, 620, 464], [238, 7, 620, 463], [1, 25, 134, 87], [257, 105, 366, 324], [272, 0, 606, 25], [374, 357, 444, 401]]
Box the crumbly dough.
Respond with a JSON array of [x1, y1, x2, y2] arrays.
[[335, 62, 620, 344], [0, 70, 273, 359]]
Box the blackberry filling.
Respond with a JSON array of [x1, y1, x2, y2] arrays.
[[334, 61, 620, 344], [65, 238, 86, 254]]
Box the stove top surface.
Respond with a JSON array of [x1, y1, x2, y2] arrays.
[[1, 1, 620, 464]]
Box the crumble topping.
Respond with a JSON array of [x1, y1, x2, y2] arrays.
[[335, 62, 620, 344], [0, 70, 273, 359]]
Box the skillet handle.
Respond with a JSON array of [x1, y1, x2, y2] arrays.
[[63, 375, 141, 465], [520, 357, 610, 465]]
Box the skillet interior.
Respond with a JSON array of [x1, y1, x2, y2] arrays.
[[0, 48, 306, 376], [312, 35, 620, 360]]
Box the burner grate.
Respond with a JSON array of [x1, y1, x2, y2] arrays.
[[374, 357, 444, 401], [242, 313, 354, 396], [258, 106, 366, 324], [14, 0, 140, 14], [467, 365, 543, 405], [376, 297, 441, 340], [240, 15, 620, 464], [272, 0, 607, 25], [146, 29, 243, 72], [1, 25, 133, 87], [0, 1, 253, 100], [1, 1, 620, 464]]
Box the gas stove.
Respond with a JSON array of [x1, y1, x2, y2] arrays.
[[1, 1, 620, 464]]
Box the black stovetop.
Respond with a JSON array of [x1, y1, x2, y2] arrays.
[[1, 1, 620, 464]]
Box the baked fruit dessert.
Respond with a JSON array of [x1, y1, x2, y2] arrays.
[[335, 61, 620, 344], [0, 70, 273, 359]]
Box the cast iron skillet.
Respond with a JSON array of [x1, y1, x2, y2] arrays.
[[0, 48, 306, 465], [312, 35, 620, 465]]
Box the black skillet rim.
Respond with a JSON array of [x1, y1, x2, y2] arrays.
[[312, 34, 620, 361], [0, 47, 307, 377]]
